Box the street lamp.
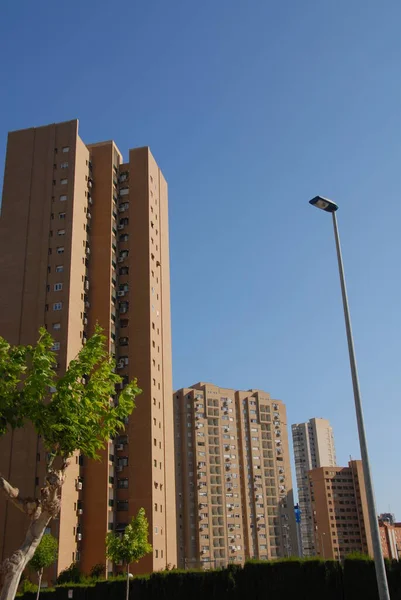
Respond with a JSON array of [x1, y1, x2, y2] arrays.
[[309, 196, 390, 600]]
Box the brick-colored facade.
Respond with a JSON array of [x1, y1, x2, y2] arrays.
[[0, 121, 176, 579], [174, 384, 297, 568], [379, 517, 401, 560], [308, 461, 372, 560]]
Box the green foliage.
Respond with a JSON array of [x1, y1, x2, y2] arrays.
[[17, 557, 401, 600], [19, 579, 38, 594], [56, 563, 82, 585], [89, 563, 105, 579], [106, 508, 152, 566], [0, 325, 140, 460], [29, 534, 58, 574]]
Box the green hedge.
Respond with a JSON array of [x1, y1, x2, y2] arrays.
[[17, 558, 401, 600]]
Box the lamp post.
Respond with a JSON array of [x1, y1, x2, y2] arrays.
[[309, 196, 390, 600]]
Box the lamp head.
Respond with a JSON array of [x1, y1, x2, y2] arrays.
[[309, 196, 338, 213]]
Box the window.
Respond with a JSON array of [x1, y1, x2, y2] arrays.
[[117, 478, 129, 489], [62, 147, 69, 153], [60, 162, 68, 169], [51, 342, 60, 351], [120, 188, 129, 196], [60, 195, 67, 201], [59, 212, 66, 219], [56, 265, 64, 272], [155, 549, 158, 558], [54, 283, 63, 291], [57, 247, 64, 254], [61, 179, 68, 185], [53, 323, 61, 330], [53, 302, 63, 311]]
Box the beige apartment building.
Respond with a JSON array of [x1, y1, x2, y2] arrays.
[[292, 418, 336, 556], [308, 460, 372, 560], [0, 120, 176, 577], [174, 383, 297, 568]]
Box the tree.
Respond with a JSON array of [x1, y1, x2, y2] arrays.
[[28, 533, 58, 600], [89, 563, 105, 580], [0, 326, 140, 600], [106, 508, 152, 600]]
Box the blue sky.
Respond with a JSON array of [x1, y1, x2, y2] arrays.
[[1, 1, 400, 516]]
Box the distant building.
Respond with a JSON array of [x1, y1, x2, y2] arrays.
[[174, 383, 298, 568], [379, 515, 401, 560], [292, 418, 336, 556], [308, 460, 372, 560]]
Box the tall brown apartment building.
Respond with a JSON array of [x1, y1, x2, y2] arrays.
[[308, 460, 373, 560], [0, 120, 176, 578], [174, 383, 297, 568]]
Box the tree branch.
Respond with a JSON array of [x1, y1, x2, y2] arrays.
[[0, 475, 39, 516]]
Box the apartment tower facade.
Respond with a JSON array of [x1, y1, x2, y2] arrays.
[[292, 418, 336, 556], [0, 120, 176, 577], [379, 515, 401, 560], [174, 383, 297, 568], [308, 460, 372, 560]]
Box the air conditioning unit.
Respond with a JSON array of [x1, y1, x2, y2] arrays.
[[77, 508, 83, 516], [117, 224, 124, 230], [76, 533, 82, 541], [116, 444, 124, 451], [117, 291, 125, 297], [86, 247, 90, 255], [118, 257, 124, 263], [76, 481, 83, 491]]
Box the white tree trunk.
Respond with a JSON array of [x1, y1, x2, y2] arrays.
[[0, 465, 66, 600], [126, 564, 130, 600], [0, 511, 50, 600], [36, 569, 43, 600]]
